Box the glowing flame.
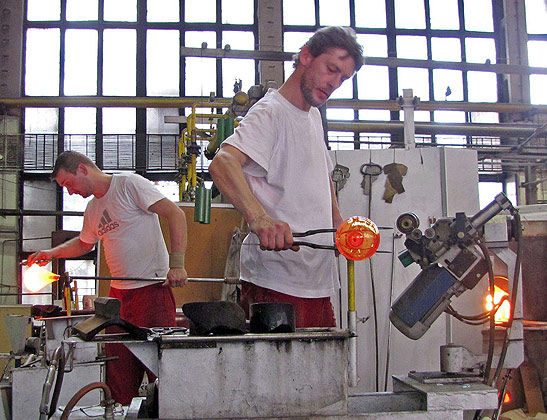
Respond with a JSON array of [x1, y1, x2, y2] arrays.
[[23, 264, 60, 292], [503, 391, 511, 404], [335, 216, 380, 261], [485, 276, 510, 324]]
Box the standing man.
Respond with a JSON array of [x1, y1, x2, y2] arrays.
[[209, 26, 363, 328], [27, 150, 188, 404]]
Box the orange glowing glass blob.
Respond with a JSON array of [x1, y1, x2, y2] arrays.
[[336, 216, 380, 261], [485, 276, 510, 324], [23, 264, 60, 292]]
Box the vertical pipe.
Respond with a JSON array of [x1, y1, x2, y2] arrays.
[[400, 88, 416, 149], [347, 259, 358, 387]]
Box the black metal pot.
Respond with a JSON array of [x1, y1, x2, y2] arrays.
[[182, 301, 247, 335], [249, 302, 296, 333]]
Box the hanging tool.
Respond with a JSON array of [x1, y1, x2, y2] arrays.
[[382, 163, 408, 203], [360, 163, 382, 196], [332, 164, 350, 193]]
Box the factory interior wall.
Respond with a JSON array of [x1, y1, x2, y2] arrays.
[[98, 204, 243, 307]]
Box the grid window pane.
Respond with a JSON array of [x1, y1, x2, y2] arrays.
[[329, 76, 353, 99], [467, 72, 497, 102], [147, 109, 181, 134], [355, 0, 386, 29], [64, 29, 98, 95], [327, 108, 354, 120], [283, 0, 315, 26], [222, 0, 254, 24], [528, 41, 547, 67], [396, 36, 427, 60], [465, 38, 496, 64], [103, 29, 137, 96], [185, 0, 216, 23], [433, 69, 463, 101], [103, 108, 136, 134], [284, 32, 314, 54], [394, 0, 426, 29], [147, 30, 180, 97], [398, 68, 430, 100], [222, 31, 255, 50], [222, 58, 255, 97], [104, 0, 137, 22], [525, 0, 547, 34], [25, 108, 59, 133], [530, 75, 547, 105], [471, 112, 499, 123], [357, 34, 387, 58], [27, 0, 60, 21], [185, 57, 217, 96], [431, 38, 461, 62], [429, 0, 459, 30], [433, 111, 465, 123], [436, 135, 466, 146], [359, 109, 391, 121], [25, 29, 60, 96], [66, 0, 98, 21], [319, 0, 350, 26], [65, 107, 96, 134], [357, 66, 389, 100], [147, 0, 180, 22], [463, 0, 494, 32], [185, 31, 216, 48]]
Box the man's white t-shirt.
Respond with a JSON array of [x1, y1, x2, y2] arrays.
[[79, 173, 168, 289], [222, 89, 339, 298]]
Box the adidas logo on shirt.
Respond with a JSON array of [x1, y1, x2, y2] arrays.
[[97, 209, 119, 236]]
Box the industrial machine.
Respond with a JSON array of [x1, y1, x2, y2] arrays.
[[390, 192, 519, 340]]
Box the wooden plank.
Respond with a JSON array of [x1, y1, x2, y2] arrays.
[[520, 361, 546, 416]]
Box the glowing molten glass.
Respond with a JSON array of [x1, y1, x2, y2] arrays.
[[336, 216, 380, 261], [23, 264, 60, 292], [485, 276, 510, 324]]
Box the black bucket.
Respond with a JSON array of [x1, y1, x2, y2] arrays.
[[249, 302, 296, 333]]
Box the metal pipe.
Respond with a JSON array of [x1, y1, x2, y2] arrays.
[[328, 120, 545, 137], [399, 89, 417, 149], [158, 330, 350, 344], [3, 97, 547, 115], [67, 275, 235, 283], [0, 209, 84, 217], [347, 259, 358, 387], [39, 345, 62, 420], [1, 96, 231, 108]]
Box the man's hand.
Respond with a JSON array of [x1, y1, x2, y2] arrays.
[[248, 214, 299, 251], [26, 250, 55, 266], [165, 267, 188, 288]]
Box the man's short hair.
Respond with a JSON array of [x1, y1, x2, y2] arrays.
[[293, 26, 364, 71], [51, 151, 97, 180]]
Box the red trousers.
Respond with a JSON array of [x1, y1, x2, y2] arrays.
[[240, 281, 336, 328], [106, 283, 176, 405]]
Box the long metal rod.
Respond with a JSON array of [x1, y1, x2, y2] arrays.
[[328, 120, 545, 137], [347, 259, 358, 387], [3, 97, 547, 115], [67, 275, 234, 284]]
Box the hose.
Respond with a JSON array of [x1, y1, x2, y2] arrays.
[[39, 346, 62, 420], [60, 382, 115, 420], [48, 345, 66, 418]]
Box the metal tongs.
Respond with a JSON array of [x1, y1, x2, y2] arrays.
[[292, 228, 338, 250]]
